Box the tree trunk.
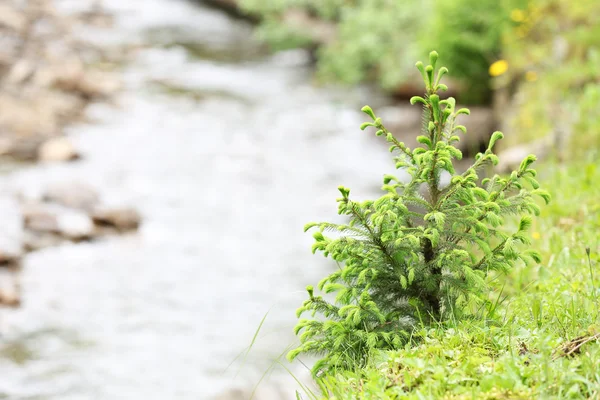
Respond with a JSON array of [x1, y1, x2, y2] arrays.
[[422, 237, 441, 317]]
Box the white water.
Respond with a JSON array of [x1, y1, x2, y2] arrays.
[[0, 1, 396, 398]]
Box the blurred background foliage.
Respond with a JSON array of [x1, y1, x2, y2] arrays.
[[240, 0, 509, 104], [239, 0, 600, 156], [499, 0, 600, 157]]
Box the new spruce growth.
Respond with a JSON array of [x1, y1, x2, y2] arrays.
[[288, 52, 550, 376]]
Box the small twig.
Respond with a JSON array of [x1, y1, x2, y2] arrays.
[[552, 332, 600, 361]]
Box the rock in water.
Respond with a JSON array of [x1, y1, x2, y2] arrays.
[[22, 202, 94, 240], [91, 207, 141, 231], [0, 196, 24, 266], [42, 181, 100, 211], [56, 210, 95, 240], [37, 137, 80, 162]]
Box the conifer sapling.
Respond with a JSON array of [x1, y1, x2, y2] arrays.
[[288, 51, 550, 376]]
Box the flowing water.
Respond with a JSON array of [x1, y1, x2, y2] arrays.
[[0, 1, 398, 398]]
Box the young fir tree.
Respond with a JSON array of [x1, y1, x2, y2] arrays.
[[287, 51, 550, 376]]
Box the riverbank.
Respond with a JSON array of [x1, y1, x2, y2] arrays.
[[0, 0, 119, 162], [0, 0, 141, 307]]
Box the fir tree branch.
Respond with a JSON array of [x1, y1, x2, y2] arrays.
[[436, 154, 490, 209], [348, 201, 406, 277], [472, 238, 508, 271], [380, 125, 415, 164], [451, 173, 526, 245]]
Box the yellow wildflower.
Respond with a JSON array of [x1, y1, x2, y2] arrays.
[[489, 60, 508, 77], [511, 9, 526, 22], [532, 232, 541, 240]]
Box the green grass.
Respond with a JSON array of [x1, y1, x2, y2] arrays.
[[304, 153, 600, 399]]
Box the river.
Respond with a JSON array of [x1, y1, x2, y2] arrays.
[[0, 1, 397, 399]]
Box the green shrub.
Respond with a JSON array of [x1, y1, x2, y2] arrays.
[[240, 0, 511, 103], [288, 52, 549, 377], [311, 157, 600, 399]]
